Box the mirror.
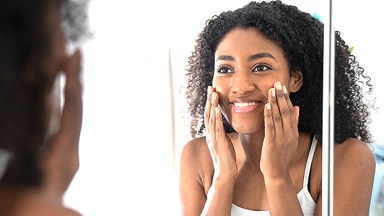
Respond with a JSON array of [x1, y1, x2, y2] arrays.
[[62, 0, 384, 215], [334, 1, 384, 215]]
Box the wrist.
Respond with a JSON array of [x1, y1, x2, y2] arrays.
[[208, 175, 236, 201], [264, 174, 292, 189], [213, 170, 237, 184]]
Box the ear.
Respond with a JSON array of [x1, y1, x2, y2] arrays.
[[288, 70, 303, 93]]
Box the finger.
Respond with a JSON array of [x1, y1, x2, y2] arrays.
[[274, 82, 292, 133], [294, 106, 300, 127], [215, 106, 226, 145], [204, 86, 213, 133], [207, 138, 217, 166], [209, 92, 217, 149], [264, 102, 274, 143], [59, 49, 83, 146], [283, 85, 299, 129], [215, 106, 231, 161], [268, 87, 282, 136]]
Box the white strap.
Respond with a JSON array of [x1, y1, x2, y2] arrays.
[[302, 137, 317, 189]]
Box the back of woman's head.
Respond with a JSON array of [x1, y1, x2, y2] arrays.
[[0, 0, 89, 188], [0, 0, 55, 188]]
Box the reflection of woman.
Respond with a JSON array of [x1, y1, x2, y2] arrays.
[[179, 1, 375, 215], [0, 0, 89, 215]]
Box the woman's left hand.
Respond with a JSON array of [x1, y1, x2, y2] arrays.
[[260, 81, 299, 180]]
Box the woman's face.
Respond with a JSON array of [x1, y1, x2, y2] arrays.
[[212, 27, 302, 135]]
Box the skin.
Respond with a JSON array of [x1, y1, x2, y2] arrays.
[[0, 2, 83, 216], [179, 27, 375, 215]]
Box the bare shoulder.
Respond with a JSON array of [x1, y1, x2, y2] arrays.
[[14, 204, 82, 216], [57, 207, 82, 216], [333, 138, 376, 184], [334, 138, 375, 170], [313, 138, 375, 170], [310, 138, 375, 194], [332, 138, 376, 215], [333, 138, 376, 183], [180, 136, 209, 161], [42, 207, 82, 216], [297, 137, 375, 215], [179, 136, 214, 193], [179, 136, 213, 174]]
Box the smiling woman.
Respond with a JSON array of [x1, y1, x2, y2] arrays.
[[179, 1, 375, 215], [212, 28, 303, 135], [45, 0, 383, 215]]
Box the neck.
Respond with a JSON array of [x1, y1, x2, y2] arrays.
[[235, 131, 311, 168], [235, 131, 265, 167]]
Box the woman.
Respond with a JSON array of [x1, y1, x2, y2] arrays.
[[0, 0, 89, 215], [179, 1, 375, 215]]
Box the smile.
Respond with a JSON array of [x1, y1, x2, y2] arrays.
[[233, 102, 257, 107], [231, 101, 261, 113]]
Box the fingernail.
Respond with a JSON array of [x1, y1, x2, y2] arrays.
[[271, 88, 275, 97], [208, 86, 212, 94], [266, 103, 271, 110], [275, 82, 282, 90], [283, 86, 288, 94]]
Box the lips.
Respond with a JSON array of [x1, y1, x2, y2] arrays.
[[231, 101, 262, 113]]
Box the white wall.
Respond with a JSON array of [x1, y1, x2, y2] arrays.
[[333, 0, 384, 145], [63, 1, 384, 215]]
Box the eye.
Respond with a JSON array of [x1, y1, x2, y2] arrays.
[[252, 64, 271, 72], [216, 66, 233, 74]]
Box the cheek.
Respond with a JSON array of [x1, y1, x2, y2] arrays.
[[212, 78, 229, 102], [212, 77, 230, 111], [264, 76, 290, 92], [212, 76, 230, 92], [212, 76, 218, 88]]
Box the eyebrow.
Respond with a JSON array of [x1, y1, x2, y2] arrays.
[[216, 52, 276, 62], [248, 53, 276, 62]]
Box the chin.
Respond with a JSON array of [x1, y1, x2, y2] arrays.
[[228, 112, 264, 132], [230, 121, 264, 135]]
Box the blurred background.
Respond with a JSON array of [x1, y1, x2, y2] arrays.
[[62, 0, 384, 215]]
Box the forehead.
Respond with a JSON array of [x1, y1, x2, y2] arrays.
[[215, 27, 285, 59]]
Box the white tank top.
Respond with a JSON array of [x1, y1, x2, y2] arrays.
[[231, 137, 317, 216]]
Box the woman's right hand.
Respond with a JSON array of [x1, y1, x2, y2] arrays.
[[205, 86, 237, 181], [40, 49, 83, 200]]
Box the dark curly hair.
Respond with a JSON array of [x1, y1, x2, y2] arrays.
[[185, 0, 373, 145], [0, 0, 89, 188]]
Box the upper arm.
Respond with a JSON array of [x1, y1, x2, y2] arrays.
[[179, 138, 208, 216], [333, 140, 376, 215], [315, 190, 322, 216]]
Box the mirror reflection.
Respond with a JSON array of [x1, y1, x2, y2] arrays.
[[64, 0, 383, 215], [177, 0, 376, 215]]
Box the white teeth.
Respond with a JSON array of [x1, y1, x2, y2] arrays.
[[233, 102, 257, 107]]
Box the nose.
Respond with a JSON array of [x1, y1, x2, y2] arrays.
[[231, 71, 256, 95]]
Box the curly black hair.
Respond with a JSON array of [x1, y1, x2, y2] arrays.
[[185, 0, 373, 145], [0, 0, 89, 188]]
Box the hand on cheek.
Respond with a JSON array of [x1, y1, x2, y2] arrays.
[[40, 49, 83, 198], [261, 81, 299, 180], [204, 86, 237, 181]]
